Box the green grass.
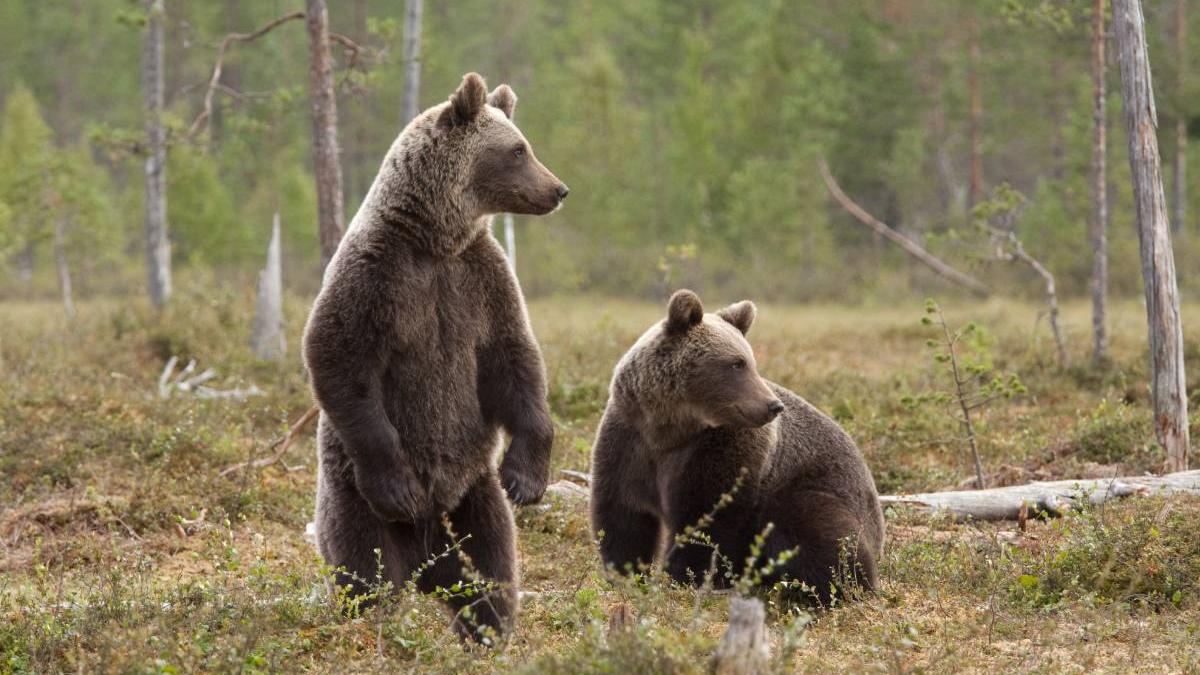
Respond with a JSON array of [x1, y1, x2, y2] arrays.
[[2, 285, 1199, 673]]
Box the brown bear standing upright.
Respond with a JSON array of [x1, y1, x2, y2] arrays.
[[302, 73, 568, 643], [590, 290, 884, 603]]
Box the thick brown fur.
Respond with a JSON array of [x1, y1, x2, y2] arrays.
[[590, 290, 885, 604], [303, 73, 568, 643]]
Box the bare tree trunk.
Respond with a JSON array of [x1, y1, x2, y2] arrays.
[[968, 18, 985, 206], [400, 0, 423, 125], [14, 243, 33, 283], [306, 0, 345, 270], [1113, 0, 1190, 472], [143, 0, 171, 309], [1091, 0, 1110, 365], [53, 218, 75, 320], [251, 213, 286, 360], [1174, 0, 1188, 238]]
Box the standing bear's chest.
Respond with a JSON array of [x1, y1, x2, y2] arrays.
[[392, 254, 492, 362]]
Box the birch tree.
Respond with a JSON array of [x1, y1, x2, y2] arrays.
[[400, 0, 423, 125], [1113, 0, 1190, 471], [142, 0, 171, 309], [1173, 0, 1188, 238], [1091, 0, 1109, 364]]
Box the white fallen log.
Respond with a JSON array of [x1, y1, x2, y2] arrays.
[[156, 355, 263, 401], [546, 470, 1200, 521], [879, 470, 1200, 521]]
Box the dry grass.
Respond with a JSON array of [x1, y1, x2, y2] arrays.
[[1, 284, 1199, 673]]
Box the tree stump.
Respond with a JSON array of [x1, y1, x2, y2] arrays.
[[713, 597, 770, 675]]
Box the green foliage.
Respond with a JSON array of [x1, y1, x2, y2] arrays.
[[1012, 497, 1200, 608]]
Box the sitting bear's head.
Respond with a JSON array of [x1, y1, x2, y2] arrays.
[[614, 289, 784, 441], [376, 73, 568, 255]]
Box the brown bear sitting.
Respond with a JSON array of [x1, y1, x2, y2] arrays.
[[302, 73, 568, 643], [589, 290, 884, 603]]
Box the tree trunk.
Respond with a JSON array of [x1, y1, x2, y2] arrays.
[[142, 0, 171, 309], [1113, 0, 1190, 472], [306, 0, 345, 270], [14, 243, 33, 283], [1091, 0, 1109, 365], [400, 0, 424, 125], [968, 17, 985, 206], [53, 218, 75, 320], [251, 213, 286, 360], [1174, 0, 1188, 238]]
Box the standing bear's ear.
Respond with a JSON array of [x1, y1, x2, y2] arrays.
[[717, 301, 756, 335], [487, 84, 517, 120], [666, 289, 705, 335], [441, 72, 488, 128]]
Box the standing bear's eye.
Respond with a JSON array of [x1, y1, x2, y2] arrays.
[[731, 358, 746, 370], [513, 146, 526, 159]]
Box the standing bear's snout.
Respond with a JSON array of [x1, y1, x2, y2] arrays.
[[766, 399, 785, 420], [556, 183, 570, 201]]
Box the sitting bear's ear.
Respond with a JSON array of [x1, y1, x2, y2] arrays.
[[666, 289, 704, 335], [717, 301, 756, 335], [487, 84, 517, 120], [441, 72, 488, 127]]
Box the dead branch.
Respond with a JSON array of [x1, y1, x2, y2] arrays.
[[988, 226, 1069, 367], [157, 356, 263, 401], [188, 11, 306, 141], [817, 156, 991, 297], [219, 405, 319, 478]]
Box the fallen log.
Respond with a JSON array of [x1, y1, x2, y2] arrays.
[[544, 470, 1200, 521], [878, 470, 1200, 521]]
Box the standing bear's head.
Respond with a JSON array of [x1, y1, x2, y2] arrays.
[[370, 72, 568, 254], [611, 289, 785, 444]]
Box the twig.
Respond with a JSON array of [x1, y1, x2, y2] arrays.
[[187, 11, 307, 140], [219, 405, 319, 478], [818, 156, 991, 297]]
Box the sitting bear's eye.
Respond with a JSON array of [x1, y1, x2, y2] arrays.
[[732, 358, 746, 370], [513, 146, 526, 159]]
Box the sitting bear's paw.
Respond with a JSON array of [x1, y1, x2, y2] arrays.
[[354, 464, 432, 522]]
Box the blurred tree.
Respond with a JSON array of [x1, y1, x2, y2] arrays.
[[142, 0, 170, 309]]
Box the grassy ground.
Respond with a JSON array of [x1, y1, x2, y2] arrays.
[[2, 285, 1199, 673]]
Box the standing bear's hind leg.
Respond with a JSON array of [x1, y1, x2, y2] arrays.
[[408, 472, 518, 645]]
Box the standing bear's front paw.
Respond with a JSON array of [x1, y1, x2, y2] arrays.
[[499, 430, 551, 506], [354, 463, 432, 522]]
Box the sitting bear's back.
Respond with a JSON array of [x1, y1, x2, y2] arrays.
[[764, 383, 885, 560]]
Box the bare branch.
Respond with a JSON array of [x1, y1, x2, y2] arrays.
[[219, 405, 319, 478], [187, 11, 306, 141], [818, 157, 991, 297]]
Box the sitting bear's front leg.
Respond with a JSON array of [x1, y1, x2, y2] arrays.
[[660, 462, 757, 587]]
